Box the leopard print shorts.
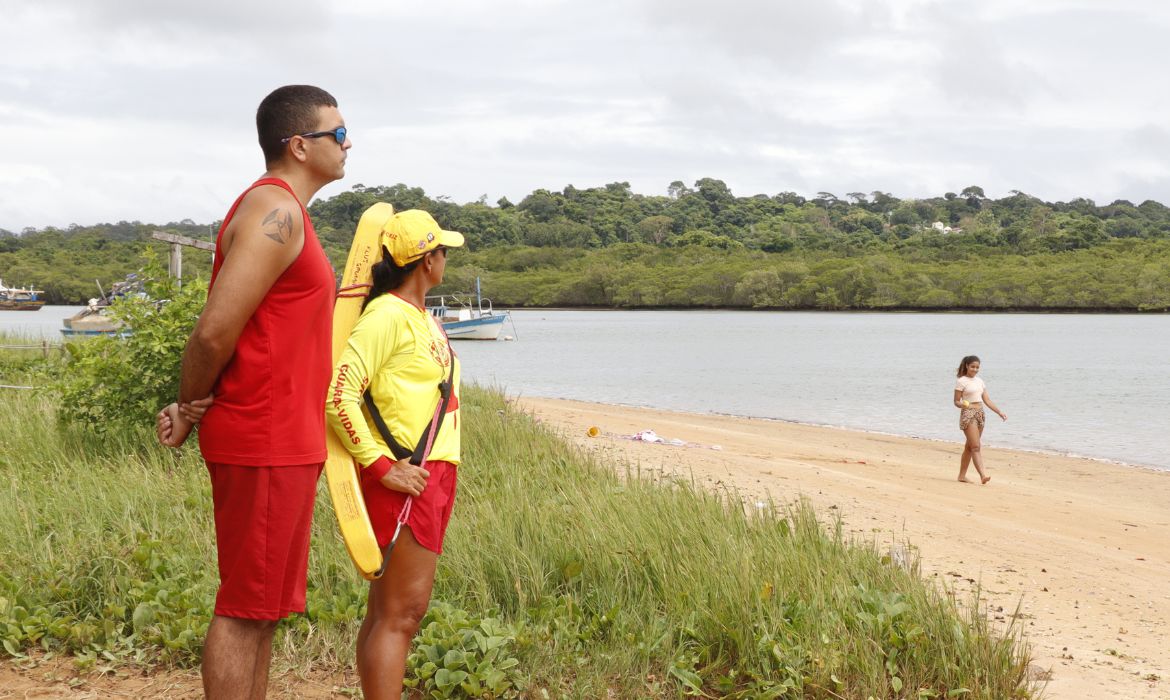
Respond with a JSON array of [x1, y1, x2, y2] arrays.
[[959, 405, 985, 431]]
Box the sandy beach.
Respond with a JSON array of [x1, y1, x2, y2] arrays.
[[519, 396, 1170, 700]]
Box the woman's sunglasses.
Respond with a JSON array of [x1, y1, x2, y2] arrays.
[[281, 126, 347, 145]]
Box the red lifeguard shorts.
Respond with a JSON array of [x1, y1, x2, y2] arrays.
[[205, 462, 322, 620], [360, 460, 457, 555]]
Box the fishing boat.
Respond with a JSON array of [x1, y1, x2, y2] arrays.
[[60, 300, 124, 339], [427, 278, 510, 340], [0, 279, 46, 310], [60, 275, 142, 339]]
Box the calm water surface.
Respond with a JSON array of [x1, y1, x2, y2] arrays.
[[456, 310, 1170, 471], [0, 306, 84, 338], [5, 307, 1167, 470]]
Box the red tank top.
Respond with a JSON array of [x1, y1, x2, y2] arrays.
[[198, 178, 336, 466]]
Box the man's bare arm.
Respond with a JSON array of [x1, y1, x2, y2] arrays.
[[261, 208, 295, 244], [177, 189, 305, 404]]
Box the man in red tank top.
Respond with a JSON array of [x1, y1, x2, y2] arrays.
[[155, 85, 349, 699]]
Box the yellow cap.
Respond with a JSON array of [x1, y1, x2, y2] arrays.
[[379, 209, 465, 267]]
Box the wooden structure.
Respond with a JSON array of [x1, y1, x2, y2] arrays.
[[151, 231, 215, 282]]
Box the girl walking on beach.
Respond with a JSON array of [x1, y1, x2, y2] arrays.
[[954, 355, 1007, 484]]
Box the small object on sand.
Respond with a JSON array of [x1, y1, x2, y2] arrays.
[[586, 426, 600, 438], [632, 429, 664, 443], [621, 429, 722, 451]]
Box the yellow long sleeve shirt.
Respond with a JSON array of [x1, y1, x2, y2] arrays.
[[326, 293, 461, 473]]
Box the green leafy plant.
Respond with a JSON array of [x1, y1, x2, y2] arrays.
[[56, 248, 207, 432], [404, 602, 523, 698], [0, 534, 213, 666]]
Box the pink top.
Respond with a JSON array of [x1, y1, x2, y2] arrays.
[[955, 375, 985, 404]]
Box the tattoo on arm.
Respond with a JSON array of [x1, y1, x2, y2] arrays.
[[261, 209, 294, 244]]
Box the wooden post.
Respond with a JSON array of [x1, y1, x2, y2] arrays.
[[169, 243, 182, 282], [151, 231, 215, 283]]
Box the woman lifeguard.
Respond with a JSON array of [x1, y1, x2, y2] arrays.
[[326, 209, 464, 699]]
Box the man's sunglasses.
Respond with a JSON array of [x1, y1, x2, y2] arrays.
[[281, 126, 347, 145]]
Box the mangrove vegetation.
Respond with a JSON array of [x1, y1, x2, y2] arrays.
[[3, 181, 1168, 310]]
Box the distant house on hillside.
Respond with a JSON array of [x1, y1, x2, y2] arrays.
[[931, 221, 963, 234]]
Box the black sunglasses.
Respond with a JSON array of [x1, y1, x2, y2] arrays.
[[281, 126, 347, 145]]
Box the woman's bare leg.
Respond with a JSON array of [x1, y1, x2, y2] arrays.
[[963, 421, 990, 484], [357, 528, 439, 700], [958, 443, 973, 482], [355, 585, 377, 668]]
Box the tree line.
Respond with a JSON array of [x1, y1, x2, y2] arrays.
[[2, 180, 1168, 310]]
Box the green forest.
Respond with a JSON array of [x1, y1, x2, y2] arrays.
[[3, 180, 1169, 310]]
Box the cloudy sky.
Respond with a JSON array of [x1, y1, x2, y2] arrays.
[[3, 0, 1170, 231]]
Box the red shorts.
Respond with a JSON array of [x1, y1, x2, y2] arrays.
[[206, 462, 322, 620], [361, 460, 457, 554]]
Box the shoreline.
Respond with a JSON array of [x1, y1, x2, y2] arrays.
[[516, 393, 1170, 474], [506, 306, 1170, 314], [517, 395, 1170, 700], [709, 410, 1170, 474]]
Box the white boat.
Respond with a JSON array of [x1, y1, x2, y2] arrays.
[[427, 278, 510, 340]]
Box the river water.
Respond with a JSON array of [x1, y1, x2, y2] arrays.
[[6, 306, 1168, 470], [455, 309, 1170, 471]]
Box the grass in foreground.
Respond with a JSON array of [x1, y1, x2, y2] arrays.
[[0, 376, 1039, 698]]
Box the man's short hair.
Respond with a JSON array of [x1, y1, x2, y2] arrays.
[[256, 85, 338, 166]]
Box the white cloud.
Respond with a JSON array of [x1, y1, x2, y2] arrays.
[[3, 0, 1170, 230]]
